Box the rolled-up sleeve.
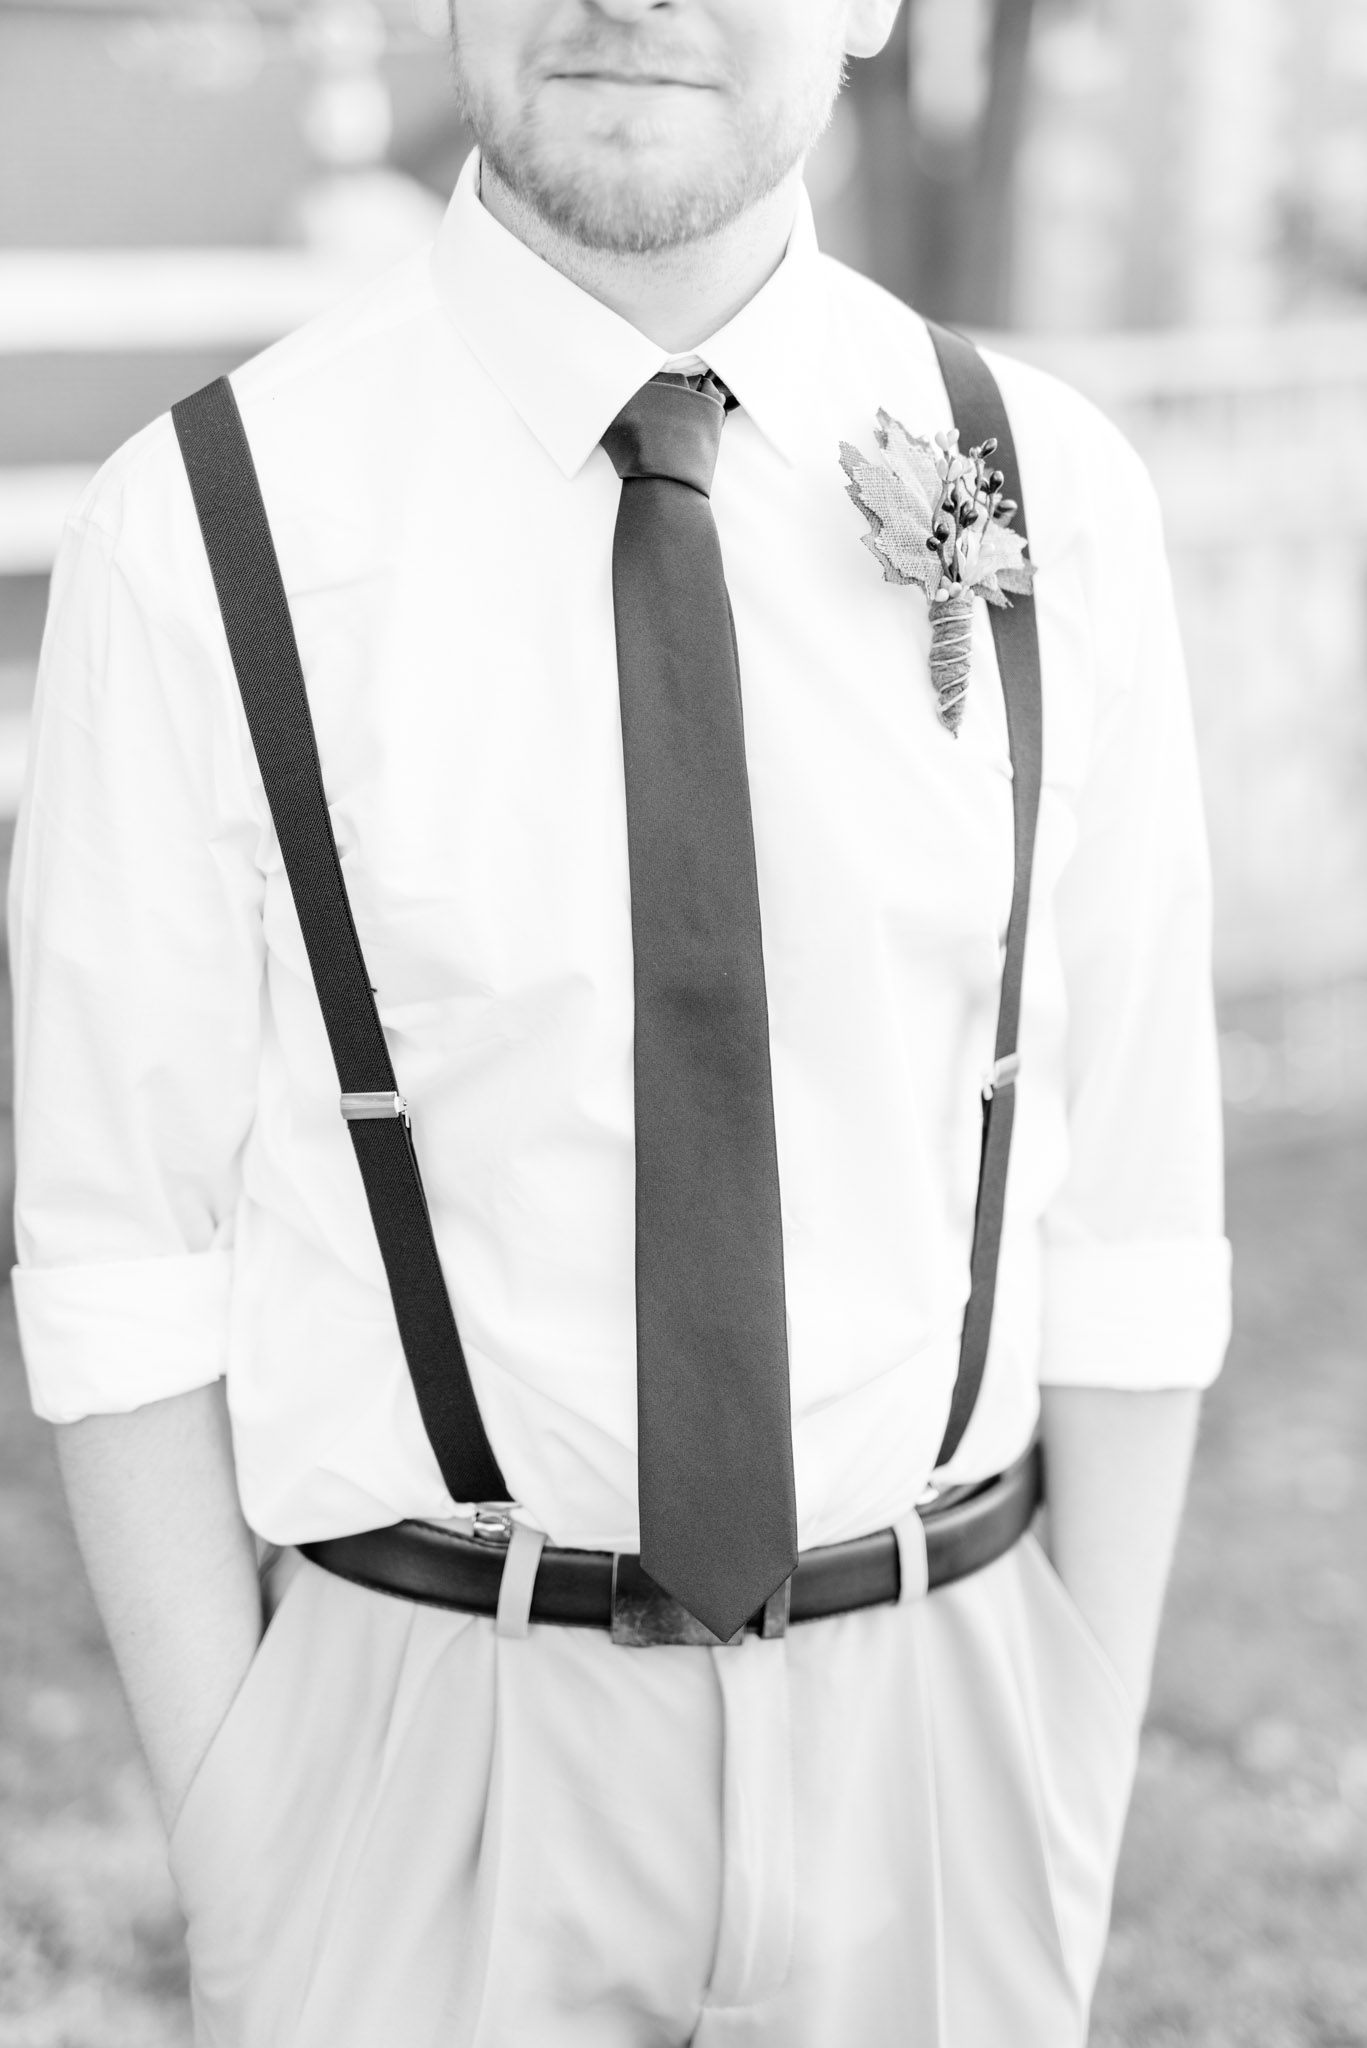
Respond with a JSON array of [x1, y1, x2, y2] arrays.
[[10, 431, 265, 1422], [1040, 449, 1231, 1391]]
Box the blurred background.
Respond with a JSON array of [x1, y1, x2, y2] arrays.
[[0, 2, 1364, 2043]]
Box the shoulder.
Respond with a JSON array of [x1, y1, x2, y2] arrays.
[[37, 272, 454, 803], [228, 245, 442, 430], [815, 253, 940, 390], [980, 340, 1161, 540], [39, 416, 233, 787], [814, 258, 1160, 539], [70, 246, 458, 571], [223, 248, 463, 532], [53, 409, 206, 636], [974, 344, 1181, 754], [67, 246, 481, 660]]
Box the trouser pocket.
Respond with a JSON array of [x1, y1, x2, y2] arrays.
[[170, 1555, 490, 2048], [1011, 1532, 1142, 2011], [167, 1551, 313, 2045]]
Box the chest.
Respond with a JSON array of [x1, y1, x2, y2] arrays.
[[253, 422, 1078, 1022]]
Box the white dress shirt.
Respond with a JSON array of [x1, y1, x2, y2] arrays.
[[10, 153, 1231, 1553]]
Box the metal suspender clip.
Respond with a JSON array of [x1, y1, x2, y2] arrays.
[[340, 1090, 410, 1125], [981, 1053, 1021, 1102], [470, 1504, 515, 1545]]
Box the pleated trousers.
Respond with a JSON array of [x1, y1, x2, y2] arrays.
[[169, 1531, 1139, 2048]]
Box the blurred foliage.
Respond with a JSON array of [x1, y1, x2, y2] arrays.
[[846, 0, 1037, 326]]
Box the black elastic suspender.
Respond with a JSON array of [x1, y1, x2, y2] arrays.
[[926, 322, 1044, 1469], [172, 378, 509, 1508], [171, 328, 1040, 1511]]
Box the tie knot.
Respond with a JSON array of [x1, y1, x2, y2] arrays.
[[602, 374, 726, 496]]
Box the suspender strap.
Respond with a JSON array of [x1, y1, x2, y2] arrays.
[[172, 377, 509, 1508], [925, 323, 1044, 1469]]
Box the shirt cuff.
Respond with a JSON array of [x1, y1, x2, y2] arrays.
[[1040, 1238, 1232, 1392], [13, 1250, 232, 1423]]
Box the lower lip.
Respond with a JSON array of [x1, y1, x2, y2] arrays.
[[552, 75, 710, 94]]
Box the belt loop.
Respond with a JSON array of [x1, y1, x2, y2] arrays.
[[760, 1575, 791, 1640], [495, 1522, 547, 1638], [895, 1511, 930, 1605]]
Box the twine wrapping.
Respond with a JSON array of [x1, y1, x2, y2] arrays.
[[928, 591, 975, 734]]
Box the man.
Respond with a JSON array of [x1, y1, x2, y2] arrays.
[[11, 1, 1230, 2042]]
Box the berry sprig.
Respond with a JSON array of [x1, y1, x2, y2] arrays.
[[839, 408, 1035, 734], [924, 430, 1019, 603]]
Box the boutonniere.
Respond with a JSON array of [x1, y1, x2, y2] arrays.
[[839, 414, 1035, 735]]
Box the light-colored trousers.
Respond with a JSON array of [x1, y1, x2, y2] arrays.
[[169, 1532, 1138, 2048]]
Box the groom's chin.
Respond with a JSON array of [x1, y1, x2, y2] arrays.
[[490, 135, 752, 256], [531, 103, 736, 214]]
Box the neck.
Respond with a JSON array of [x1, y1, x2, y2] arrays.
[[478, 164, 802, 353]]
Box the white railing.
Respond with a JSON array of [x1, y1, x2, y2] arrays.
[[0, 248, 373, 354], [0, 466, 101, 575], [1004, 320, 1367, 1003]]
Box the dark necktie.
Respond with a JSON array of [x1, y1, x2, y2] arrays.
[[602, 374, 798, 1643]]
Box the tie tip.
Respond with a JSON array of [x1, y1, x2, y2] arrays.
[[633, 1550, 797, 1648]]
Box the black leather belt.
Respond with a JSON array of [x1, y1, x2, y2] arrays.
[[301, 1440, 1042, 1647]]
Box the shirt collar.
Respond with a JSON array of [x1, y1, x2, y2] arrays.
[[432, 150, 824, 477]]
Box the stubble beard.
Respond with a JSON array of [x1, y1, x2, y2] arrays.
[[452, 41, 844, 255]]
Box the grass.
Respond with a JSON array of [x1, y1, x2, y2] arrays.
[[1091, 1116, 1367, 2048], [0, 1270, 191, 2048], [1, 1114, 1365, 2045]]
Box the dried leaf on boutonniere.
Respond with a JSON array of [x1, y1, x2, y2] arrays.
[[839, 414, 1035, 735]]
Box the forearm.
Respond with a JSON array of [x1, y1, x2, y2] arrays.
[[54, 1379, 264, 1832], [1038, 1384, 1201, 1717]]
